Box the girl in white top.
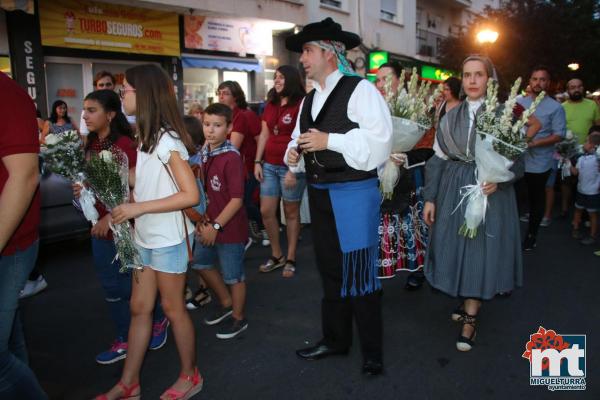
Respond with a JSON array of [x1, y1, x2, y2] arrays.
[[96, 65, 202, 400]]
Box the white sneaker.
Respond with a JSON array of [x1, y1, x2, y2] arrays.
[[519, 213, 530, 223], [19, 276, 48, 299], [244, 237, 253, 252], [540, 217, 551, 227], [260, 230, 270, 247]]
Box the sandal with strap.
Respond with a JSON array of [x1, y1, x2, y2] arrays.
[[95, 381, 140, 400], [451, 303, 465, 322], [186, 286, 212, 310], [456, 313, 477, 352], [258, 255, 286, 273], [282, 260, 296, 278], [160, 367, 203, 400]]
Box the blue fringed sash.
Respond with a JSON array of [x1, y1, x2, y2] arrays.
[[312, 178, 381, 297]]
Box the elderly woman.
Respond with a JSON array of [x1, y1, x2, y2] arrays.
[[423, 55, 523, 352]]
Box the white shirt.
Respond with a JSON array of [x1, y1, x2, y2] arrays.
[[284, 70, 392, 173], [133, 130, 195, 248], [576, 154, 600, 195]]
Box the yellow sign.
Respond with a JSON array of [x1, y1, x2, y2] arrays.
[[39, 0, 180, 56]]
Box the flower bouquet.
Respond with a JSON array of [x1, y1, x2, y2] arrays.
[[379, 68, 441, 199], [457, 78, 545, 238], [555, 130, 580, 179], [84, 148, 141, 272], [40, 130, 99, 224]]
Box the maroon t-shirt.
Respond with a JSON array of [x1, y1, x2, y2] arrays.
[[230, 107, 260, 175], [0, 72, 41, 256], [88, 135, 137, 240], [262, 101, 302, 166], [202, 150, 248, 244]]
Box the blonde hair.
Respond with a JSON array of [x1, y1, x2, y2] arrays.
[[188, 103, 204, 116]]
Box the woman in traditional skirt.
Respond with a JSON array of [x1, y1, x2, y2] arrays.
[[378, 77, 462, 289], [423, 55, 523, 352]]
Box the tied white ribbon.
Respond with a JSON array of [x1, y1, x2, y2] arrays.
[[452, 181, 488, 223], [75, 173, 99, 224]]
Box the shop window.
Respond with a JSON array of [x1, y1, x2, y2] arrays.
[[223, 71, 250, 101], [0, 56, 10, 77], [183, 68, 219, 113], [45, 62, 84, 125]]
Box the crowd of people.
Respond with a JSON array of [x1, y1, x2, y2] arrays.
[[1, 15, 599, 399]]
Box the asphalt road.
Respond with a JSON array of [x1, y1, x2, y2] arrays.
[[21, 215, 599, 399]]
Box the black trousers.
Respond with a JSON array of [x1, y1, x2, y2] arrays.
[[307, 185, 383, 361], [524, 169, 552, 238]]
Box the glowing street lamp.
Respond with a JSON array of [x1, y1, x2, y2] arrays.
[[476, 29, 499, 44], [567, 63, 580, 71]]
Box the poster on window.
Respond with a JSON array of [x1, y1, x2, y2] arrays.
[[184, 16, 273, 56], [39, 0, 180, 56]]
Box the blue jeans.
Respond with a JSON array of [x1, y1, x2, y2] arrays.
[[260, 163, 306, 201], [191, 242, 246, 285], [92, 238, 165, 340], [0, 241, 47, 399]]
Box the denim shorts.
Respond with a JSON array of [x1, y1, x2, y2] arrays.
[[191, 241, 245, 285], [135, 235, 192, 274], [260, 162, 306, 202]]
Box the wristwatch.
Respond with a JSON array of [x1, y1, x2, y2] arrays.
[[212, 222, 223, 232], [254, 160, 263, 164]]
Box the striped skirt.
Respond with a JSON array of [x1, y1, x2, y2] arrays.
[[377, 167, 429, 279]]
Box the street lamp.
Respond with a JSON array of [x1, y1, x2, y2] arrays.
[[476, 29, 499, 45]]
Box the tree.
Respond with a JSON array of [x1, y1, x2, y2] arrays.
[[439, 0, 600, 94]]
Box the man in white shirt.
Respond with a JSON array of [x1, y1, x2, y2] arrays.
[[284, 18, 392, 375]]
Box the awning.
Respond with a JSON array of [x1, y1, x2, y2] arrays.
[[182, 57, 261, 72], [0, 0, 34, 14]]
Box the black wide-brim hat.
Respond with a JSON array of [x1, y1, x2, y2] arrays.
[[286, 17, 361, 53]]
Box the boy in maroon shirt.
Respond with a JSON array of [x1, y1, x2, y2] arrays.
[[192, 103, 249, 339]]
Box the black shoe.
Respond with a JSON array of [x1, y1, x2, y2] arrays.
[[522, 235, 536, 251], [404, 273, 425, 291], [362, 359, 383, 376], [204, 307, 233, 326], [296, 344, 349, 360]]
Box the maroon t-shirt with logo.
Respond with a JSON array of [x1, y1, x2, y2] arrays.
[[0, 72, 41, 256], [202, 150, 248, 244], [230, 107, 261, 175], [262, 101, 302, 166]]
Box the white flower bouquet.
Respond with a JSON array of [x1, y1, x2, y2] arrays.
[[555, 130, 580, 179], [458, 78, 545, 238], [40, 130, 99, 223], [379, 68, 442, 199], [84, 147, 141, 272]]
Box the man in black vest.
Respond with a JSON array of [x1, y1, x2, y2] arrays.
[[284, 18, 392, 375]]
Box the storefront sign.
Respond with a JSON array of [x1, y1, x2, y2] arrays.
[[184, 16, 273, 56], [39, 0, 179, 56], [421, 65, 456, 82], [368, 51, 388, 73], [6, 9, 48, 115]]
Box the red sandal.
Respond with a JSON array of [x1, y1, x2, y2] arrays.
[[95, 381, 140, 400], [160, 367, 203, 400]]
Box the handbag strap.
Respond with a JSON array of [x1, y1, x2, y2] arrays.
[[162, 164, 193, 263]]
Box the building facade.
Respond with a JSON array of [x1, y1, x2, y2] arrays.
[[1, 0, 499, 114]]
